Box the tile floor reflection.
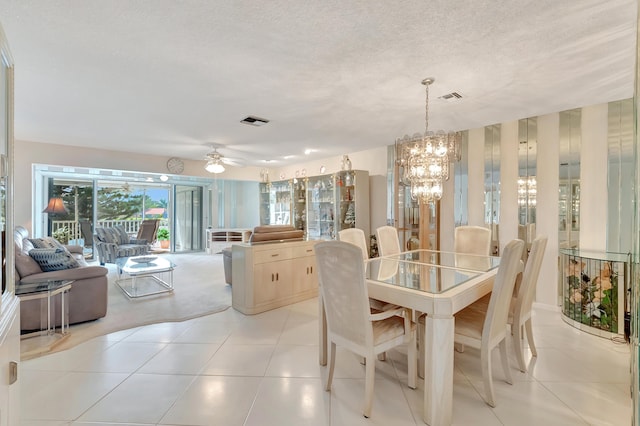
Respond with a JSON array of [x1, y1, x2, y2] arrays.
[[21, 299, 632, 425]]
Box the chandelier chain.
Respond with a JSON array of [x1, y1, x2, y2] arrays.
[[425, 82, 429, 134]]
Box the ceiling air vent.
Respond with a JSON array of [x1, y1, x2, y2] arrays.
[[440, 92, 463, 100], [240, 116, 270, 126]]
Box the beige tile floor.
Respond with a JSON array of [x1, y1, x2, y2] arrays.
[[21, 299, 632, 425]]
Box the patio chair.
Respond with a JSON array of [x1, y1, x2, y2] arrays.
[[137, 219, 160, 245]]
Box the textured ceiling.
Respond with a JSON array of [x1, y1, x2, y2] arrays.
[[0, 0, 636, 168]]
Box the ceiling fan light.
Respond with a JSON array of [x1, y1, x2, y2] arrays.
[[205, 160, 225, 174]]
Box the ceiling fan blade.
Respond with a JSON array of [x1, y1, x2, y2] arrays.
[[221, 157, 245, 167]]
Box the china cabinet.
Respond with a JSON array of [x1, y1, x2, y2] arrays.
[[259, 180, 293, 226], [306, 170, 370, 240], [292, 178, 306, 232], [306, 174, 336, 240]]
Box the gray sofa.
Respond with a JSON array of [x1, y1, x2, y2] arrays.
[[14, 226, 109, 331], [93, 225, 149, 265]]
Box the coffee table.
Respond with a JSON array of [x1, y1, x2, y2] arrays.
[[116, 255, 175, 298]]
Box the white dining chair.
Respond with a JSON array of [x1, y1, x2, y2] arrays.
[[467, 236, 548, 372], [338, 228, 369, 260], [451, 238, 524, 407], [338, 228, 395, 311], [338, 227, 400, 360], [454, 225, 492, 256], [376, 225, 401, 257], [315, 241, 416, 418]]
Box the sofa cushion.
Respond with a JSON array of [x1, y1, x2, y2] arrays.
[[28, 237, 63, 249], [114, 225, 131, 244], [29, 247, 80, 272], [15, 249, 43, 277], [95, 227, 119, 244]]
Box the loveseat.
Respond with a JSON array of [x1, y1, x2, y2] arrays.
[[93, 225, 149, 265], [14, 226, 109, 331]]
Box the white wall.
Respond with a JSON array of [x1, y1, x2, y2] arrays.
[[537, 113, 561, 306], [467, 128, 485, 227], [580, 104, 609, 251], [499, 121, 519, 249], [16, 99, 620, 309], [14, 139, 263, 230]]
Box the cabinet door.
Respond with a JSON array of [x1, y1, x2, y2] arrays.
[[254, 261, 292, 305], [292, 255, 317, 294]]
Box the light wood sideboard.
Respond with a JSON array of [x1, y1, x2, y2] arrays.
[[231, 240, 318, 314]]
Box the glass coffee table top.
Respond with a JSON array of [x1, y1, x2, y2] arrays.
[[116, 255, 176, 298]]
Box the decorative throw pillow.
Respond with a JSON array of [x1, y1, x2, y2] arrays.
[[27, 237, 63, 249], [15, 250, 43, 277], [29, 247, 80, 272]]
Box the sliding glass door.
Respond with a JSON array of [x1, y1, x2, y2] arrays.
[[174, 185, 203, 252]]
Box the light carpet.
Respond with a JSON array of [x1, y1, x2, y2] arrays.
[[21, 252, 231, 359]]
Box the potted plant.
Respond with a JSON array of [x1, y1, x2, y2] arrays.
[[157, 228, 170, 249]]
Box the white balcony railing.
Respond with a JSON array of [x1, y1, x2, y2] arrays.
[[51, 219, 169, 243]]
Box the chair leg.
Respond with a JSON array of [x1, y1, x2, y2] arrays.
[[499, 339, 513, 385], [325, 342, 337, 391], [525, 319, 537, 357], [512, 322, 527, 373], [407, 329, 417, 389], [417, 320, 424, 379], [363, 355, 376, 418], [481, 345, 496, 408]]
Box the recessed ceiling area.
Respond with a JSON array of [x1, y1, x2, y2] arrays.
[[0, 0, 636, 167]]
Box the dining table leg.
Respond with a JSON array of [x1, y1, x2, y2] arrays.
[[423, 314, 454, 426], [318, 291, 327, 366]]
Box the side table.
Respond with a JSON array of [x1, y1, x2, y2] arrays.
[[16, 279, 73, 357]]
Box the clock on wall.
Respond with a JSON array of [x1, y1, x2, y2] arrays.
[[166, 157, 184, 174]]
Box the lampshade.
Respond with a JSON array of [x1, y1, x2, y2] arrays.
[[205, 159, 225, 174], [43, 197, 68, 214]]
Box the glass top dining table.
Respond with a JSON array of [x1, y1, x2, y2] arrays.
[[318, 249, 501, 426], [366, 249, 500, 294]]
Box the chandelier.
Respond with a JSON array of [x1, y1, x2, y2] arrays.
[[518, 177, 537, 206], [397, 78, 461, 204]]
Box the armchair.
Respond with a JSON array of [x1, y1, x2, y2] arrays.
[[94, 225, 149, 265]]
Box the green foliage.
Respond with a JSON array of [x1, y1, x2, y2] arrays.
[[157, 228, 170, 241], [97, 188, 143, 220], [52, 227, 70, 244]]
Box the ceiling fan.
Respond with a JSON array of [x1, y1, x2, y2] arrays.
[[204, 145, 244, 174]]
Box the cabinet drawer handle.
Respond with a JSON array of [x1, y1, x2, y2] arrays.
[[276, 272, 279, 281], [306, 249, 313, 253], [310, 266, 313, 274], [271, 273, 274, 282], [271, 254, 279, 257]]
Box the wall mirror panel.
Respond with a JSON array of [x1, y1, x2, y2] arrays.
[[453, 131, 469, 227], [558, 109, 581, 249], [518, 118, 537, 257], [484, 124, 500, 255], [607, 98, 633, 253]]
